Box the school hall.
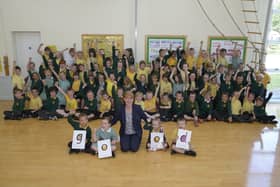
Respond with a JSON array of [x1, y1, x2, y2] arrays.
[[0, 0, 279, 187]]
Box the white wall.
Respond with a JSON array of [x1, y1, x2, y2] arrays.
[[0, 0, 270, 68]]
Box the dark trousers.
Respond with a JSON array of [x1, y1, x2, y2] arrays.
[[38, 110, 63, 120], [120, 134, 141, 152], [213, 110, 230, 122], [22, 110, 39, 118], [159, 108, 171, 121], [232, 114, 253, 123], [3, 111, 23, 120], [68, 141, 92, 153], [256, 115, 276, 123]]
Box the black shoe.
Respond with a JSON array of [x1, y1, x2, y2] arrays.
[[112, 151, 115, 158], [184, 150, 197, 157], [170, 150, 176, 155]]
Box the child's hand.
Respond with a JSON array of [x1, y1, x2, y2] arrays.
[[228, 116, 232, 123], [42, 79, 46, 86]]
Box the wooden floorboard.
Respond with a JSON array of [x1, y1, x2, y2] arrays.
[[0, 101, 279, 187]]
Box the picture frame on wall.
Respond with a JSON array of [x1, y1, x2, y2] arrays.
[[145, 35, 187, 64], [81, 34, 124, 59], [207, 36, 248, 64]]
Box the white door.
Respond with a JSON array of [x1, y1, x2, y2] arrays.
[[13, 32, 42, 77]]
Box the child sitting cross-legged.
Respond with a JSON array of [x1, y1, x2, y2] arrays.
[[146, 117, 169, 151], [90, 117, 118, 157], [170, 117, 197, 156]]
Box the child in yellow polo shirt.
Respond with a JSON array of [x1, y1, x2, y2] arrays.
[[242, 87, 255, 121], [231, 87, 252, 123], [98, 91, 113, 118], [134, 91, 145, 110], [56, 83, 77, 117], [185, 42, 196, 71], [170, 117, 196, 156], [75, 51, 86, 65], [160, 67, 172, 96], [23, 88, 43, 118], [104, 71, 117, 97], [136, 60, 150, 82], [12, 66, 25, 90]]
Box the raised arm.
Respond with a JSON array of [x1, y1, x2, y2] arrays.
[[37, 43, 44, 56], [169, 68, 176, 84], [55, 82, 67, 97]]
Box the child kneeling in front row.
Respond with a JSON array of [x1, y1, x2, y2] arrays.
[[67, 113, 92, 154], [146, 117, 169, 151], [90, 117, 118, 157], [171, 117, 197, 156]]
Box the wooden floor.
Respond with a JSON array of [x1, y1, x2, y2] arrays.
[[0, 101, 280, 187]]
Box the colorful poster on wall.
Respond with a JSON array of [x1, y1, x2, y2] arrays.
[[207, 36, 248, 63], [145, 35, 187, 63], [81, 34, 124, 59]]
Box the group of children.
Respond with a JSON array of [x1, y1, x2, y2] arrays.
[[4, 40, 277, 157]]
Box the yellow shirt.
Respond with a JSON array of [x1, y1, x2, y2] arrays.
[[99, 98, 111, 113], [160, 80, 172, 96], [196, 56, 210, 69], [12, 74, 24, 90], [167, 57, 177, 66], [144, 96, 157, 113], [65, 95, 77, 111], [231, 97, 241, 115], [136, 67, 149, 81], [242, 98, 254, 114], [209, 83, 218, 98], [28, 95, 43, 110], [218, 56, 228, 67], [96, 54, 104, 72], [76, 58, 86, 65], [189, 81, 196, 91], [186, 55, 196, 70], [135, 100, 145, 110], [262, 72, 271, 88], [72, 80, 81, 92], [106, 79, 116, 97], [126, 70, 136, 85]]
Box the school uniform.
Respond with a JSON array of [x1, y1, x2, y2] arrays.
[[4, 96, 26, 120], [146, 127, 169, 149], [91, 127, 118, 148], [254, 105, 276, 123], [67, 115, 92, 152], [213, 100, 232, 121], [171, 99, 185, 120], [197, 96, 213, 119], [184, 99, 199, 117]]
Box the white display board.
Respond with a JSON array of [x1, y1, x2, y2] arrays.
[[72, 130, 87, 149], [150, 132, 164, 150], [97, 139, 112, 159], [208, 36, 248, 63], [145, 35, 187, 63], [176, 129, 192, 150]]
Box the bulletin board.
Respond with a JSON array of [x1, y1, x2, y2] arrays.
[[145, 35, 187, 63], [207, 36, 248, 63], [81, 34, 124, 58]]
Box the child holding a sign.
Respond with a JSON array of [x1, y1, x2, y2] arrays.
[[91, 117, 118, 157], [170, 117, 196, 156], [146, 117, 169, 151], [67, 114, 92, 154]]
